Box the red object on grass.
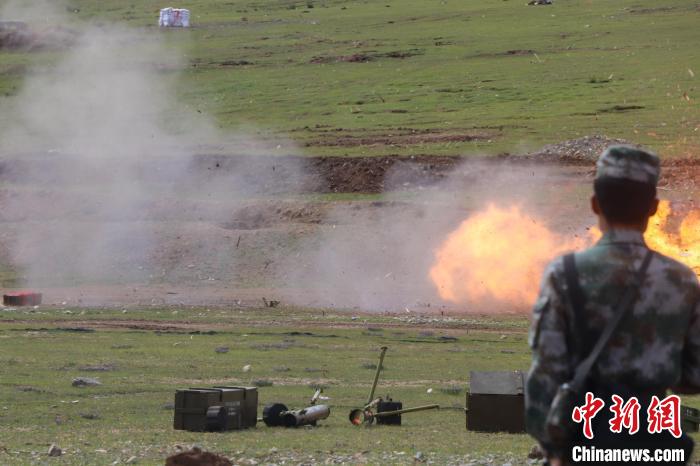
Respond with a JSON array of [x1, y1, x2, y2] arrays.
[[3, 292, 42, 306]]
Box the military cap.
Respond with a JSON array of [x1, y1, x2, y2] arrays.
[[595, 145, 660, 185]]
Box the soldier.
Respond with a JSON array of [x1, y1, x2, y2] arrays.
[[525, 145, 700, 465]]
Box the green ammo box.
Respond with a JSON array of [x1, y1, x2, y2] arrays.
[[173, 387, 257, 431], [213, 386, 258, 428], [681, 405, 700, 433], [174, 389, 224, 431], [466, 370, 526, 433]]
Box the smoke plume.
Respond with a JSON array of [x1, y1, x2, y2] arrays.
[[0, 11, 305, 289]]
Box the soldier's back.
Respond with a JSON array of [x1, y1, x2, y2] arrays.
[[568, 229, 699, 392], [553, 229, 699, 464]]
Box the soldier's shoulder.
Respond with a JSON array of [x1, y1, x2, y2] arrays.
[[542, 254, 567, 279], [543, 249, 597, 278], [649, 250, 700, 289]]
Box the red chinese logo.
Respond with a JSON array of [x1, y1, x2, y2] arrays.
[[572, 393, 683, 439], [647, 395, 682, 438], [609, 395, 641, 434], [572, 392, 605, 439]]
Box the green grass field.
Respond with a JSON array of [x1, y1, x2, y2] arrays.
[[1, 0, 699, 157], [0, 307, 699, 465], [0, 306, 536, 465]]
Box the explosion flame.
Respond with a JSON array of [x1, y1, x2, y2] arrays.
[[588, 201, 700, 276], [636, 200, 699, 275], [429, 205, 588, 308], [430, 201, 700, 309]]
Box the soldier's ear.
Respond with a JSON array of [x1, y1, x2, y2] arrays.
[[591, 195, 601, 215], [648, 198, 659, 217]]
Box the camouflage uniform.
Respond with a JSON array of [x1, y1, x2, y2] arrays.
[[525, 146, 700, 459]]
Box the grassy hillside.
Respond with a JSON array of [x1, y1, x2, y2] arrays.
[[0, 0, 698, 157]]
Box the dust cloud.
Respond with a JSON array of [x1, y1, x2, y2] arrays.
[[285, 161, 594, 312], [0, 6, 305, 288], [0, 0, 63, 24]]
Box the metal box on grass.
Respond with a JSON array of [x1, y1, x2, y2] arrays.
[[213, 386, 258, 428], [3, 292, 42, 306], [466, 370, 526, 433], [681, 405, 700, 433], [376, 399, 403, 425], [174, 389, 223, 431], [174, 387, 257, 431]]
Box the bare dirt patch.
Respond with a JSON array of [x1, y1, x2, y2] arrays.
[[0, 313, 526, 334], [468, 49, 537, 59], [310, 53, 373, 64], [216, 60, 253, 67], [597, 105, 646, 114], [307, 155, 458, 192], [3, 135, 695, 195], [304, 131, 486, 148], [309, 49, 423, 64]]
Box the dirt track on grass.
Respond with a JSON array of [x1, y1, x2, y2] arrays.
[[0, 315, 528, 334], [1, 150, 698, 194]]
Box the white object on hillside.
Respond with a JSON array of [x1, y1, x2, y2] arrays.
[[158, 8, 190, 28]]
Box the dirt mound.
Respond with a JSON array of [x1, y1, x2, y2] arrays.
[[191, 154, 459, 193], [531, 135, 638, 163], [308, 155, 458, 193], [165, 448, 232, 466]]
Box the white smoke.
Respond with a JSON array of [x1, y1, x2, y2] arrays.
[[0, 0, 64, 24], [0, 12, 306, 289]]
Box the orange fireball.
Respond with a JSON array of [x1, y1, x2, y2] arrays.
[[646, 201, 700, 276], [431, 201, 700, 309], [588, 201, 700, 276], [429, 205, 587, 308]]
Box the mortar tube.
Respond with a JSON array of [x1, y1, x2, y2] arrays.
[[372, 404, 440, 417], [363, 397, 382, 411], [366, 346, 388, 406]]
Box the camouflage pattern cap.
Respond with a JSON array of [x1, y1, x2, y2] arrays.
[[595, 145, 660, 185]]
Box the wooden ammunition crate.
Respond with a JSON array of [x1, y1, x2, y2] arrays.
[[466, 370, 526, 433], [3, 292, 42, 306], [174, 389, 223, 431], [174, 387, 257, 431], [213, 386, 258, 428]]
